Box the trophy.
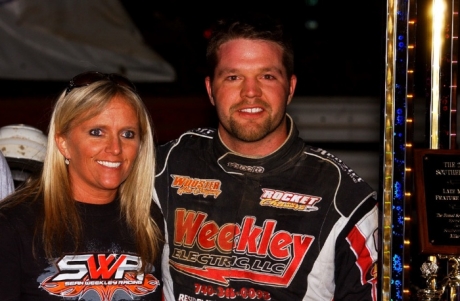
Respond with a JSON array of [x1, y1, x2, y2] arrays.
[[417, 255, 460, 301], [417, 256, 443, 301], [438, 255, 460, 301]]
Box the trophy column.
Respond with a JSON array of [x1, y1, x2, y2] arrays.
[[412, 0, 459, 300], [382, 0, 459, 300]]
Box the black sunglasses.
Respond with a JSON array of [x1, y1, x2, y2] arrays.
[[65, 71, 136, 95]]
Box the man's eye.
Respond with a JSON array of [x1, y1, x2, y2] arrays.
[[263, 74, 275, 80], [122, 131, 136, 139], [89, 129, 102, 136], [227, 75, 238, 81]]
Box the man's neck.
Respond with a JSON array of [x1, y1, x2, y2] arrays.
[[218, 119, 290, 157]]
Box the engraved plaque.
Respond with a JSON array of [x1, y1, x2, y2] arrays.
[[414, 149, 460, 254]]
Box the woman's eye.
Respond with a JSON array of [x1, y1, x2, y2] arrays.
[[89, 129, 102, 136], [122, 131, 136, 139]]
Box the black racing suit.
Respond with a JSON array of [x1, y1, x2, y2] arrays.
[[155, 115, 378, 301]]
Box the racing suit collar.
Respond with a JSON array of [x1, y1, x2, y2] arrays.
[[214, 114, 305, 175]]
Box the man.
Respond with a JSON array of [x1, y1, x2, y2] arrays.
[[155, 13, 378, 301]]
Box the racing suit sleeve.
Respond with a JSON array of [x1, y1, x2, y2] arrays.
[[334, 202, 379, 301]]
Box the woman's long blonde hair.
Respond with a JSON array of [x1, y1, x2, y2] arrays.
[[2, 79, 161, 271]]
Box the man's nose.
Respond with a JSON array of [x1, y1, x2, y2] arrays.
[[241, 78, 262, 98]]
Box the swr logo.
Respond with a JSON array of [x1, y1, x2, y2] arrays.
[[40, 253, 160, 300], [52, 254, 140, 281]]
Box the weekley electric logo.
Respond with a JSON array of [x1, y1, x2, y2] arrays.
[[170, 209, 314, 287], [40, 253, 160, 300], [260, 188, 322, 212], [171, 174, 222, 198]]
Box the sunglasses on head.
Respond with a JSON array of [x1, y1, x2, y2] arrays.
[[65, 71, 137, 95]]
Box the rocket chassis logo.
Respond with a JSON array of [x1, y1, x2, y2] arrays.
[[40, 253, 159, 300], [259, 188, 322, 212]]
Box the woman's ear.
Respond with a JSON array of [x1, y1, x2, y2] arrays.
[[55, 134, 70, 159]]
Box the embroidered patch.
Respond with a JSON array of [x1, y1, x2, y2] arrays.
[[259, 188, 322, 212], [171, 174, 222, 198], [227, 162, 265, 173]]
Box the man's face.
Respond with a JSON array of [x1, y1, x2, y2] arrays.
[[205, 38, 296, 155]]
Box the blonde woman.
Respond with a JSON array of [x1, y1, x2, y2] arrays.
[[0, 71, 164, 300]]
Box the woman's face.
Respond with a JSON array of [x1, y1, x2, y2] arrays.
[[56, 95, 141, 203]]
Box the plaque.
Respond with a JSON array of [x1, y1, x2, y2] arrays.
[[414, 149, 460, 254]]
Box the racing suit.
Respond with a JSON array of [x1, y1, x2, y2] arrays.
[[155, 115, 378, 301]]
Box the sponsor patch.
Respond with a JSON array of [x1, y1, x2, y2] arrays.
[[227, 162, 264, 173], [171, 209, 314, 287], [171, 174, 222, 198], [259, 188, 321, 212]]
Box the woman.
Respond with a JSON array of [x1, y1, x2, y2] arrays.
[[0, 71, 164, 300]]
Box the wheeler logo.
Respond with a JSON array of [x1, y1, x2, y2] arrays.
[[259, 188, 322, 212], [40, 253, 159, 300], [171, 174, 222, 198]]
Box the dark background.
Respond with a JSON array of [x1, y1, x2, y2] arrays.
[[0, 1, 390, 97], [1, 1, 452, 104], [119, 1, 388, 97]]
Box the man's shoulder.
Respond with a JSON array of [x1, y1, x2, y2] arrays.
[[304, 146, 355, 171], [159, 127, 216, 148], [302, 146, 377, 215], [156, 127, 216, 167]]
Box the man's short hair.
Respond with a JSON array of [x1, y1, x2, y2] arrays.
[[206, 13, 295, 80]]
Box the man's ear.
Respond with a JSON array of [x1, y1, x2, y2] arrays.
[[55, 134, 70, 159], [205, 76, 215, 106], [287, 75, 297, 105]]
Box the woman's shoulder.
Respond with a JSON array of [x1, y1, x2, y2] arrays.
[[0, 195, 41, 224]]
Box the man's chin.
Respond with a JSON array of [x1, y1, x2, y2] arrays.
[[231, 125, 270, 142]]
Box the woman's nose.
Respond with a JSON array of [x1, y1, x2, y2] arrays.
[[106, 136, 121, 154]]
